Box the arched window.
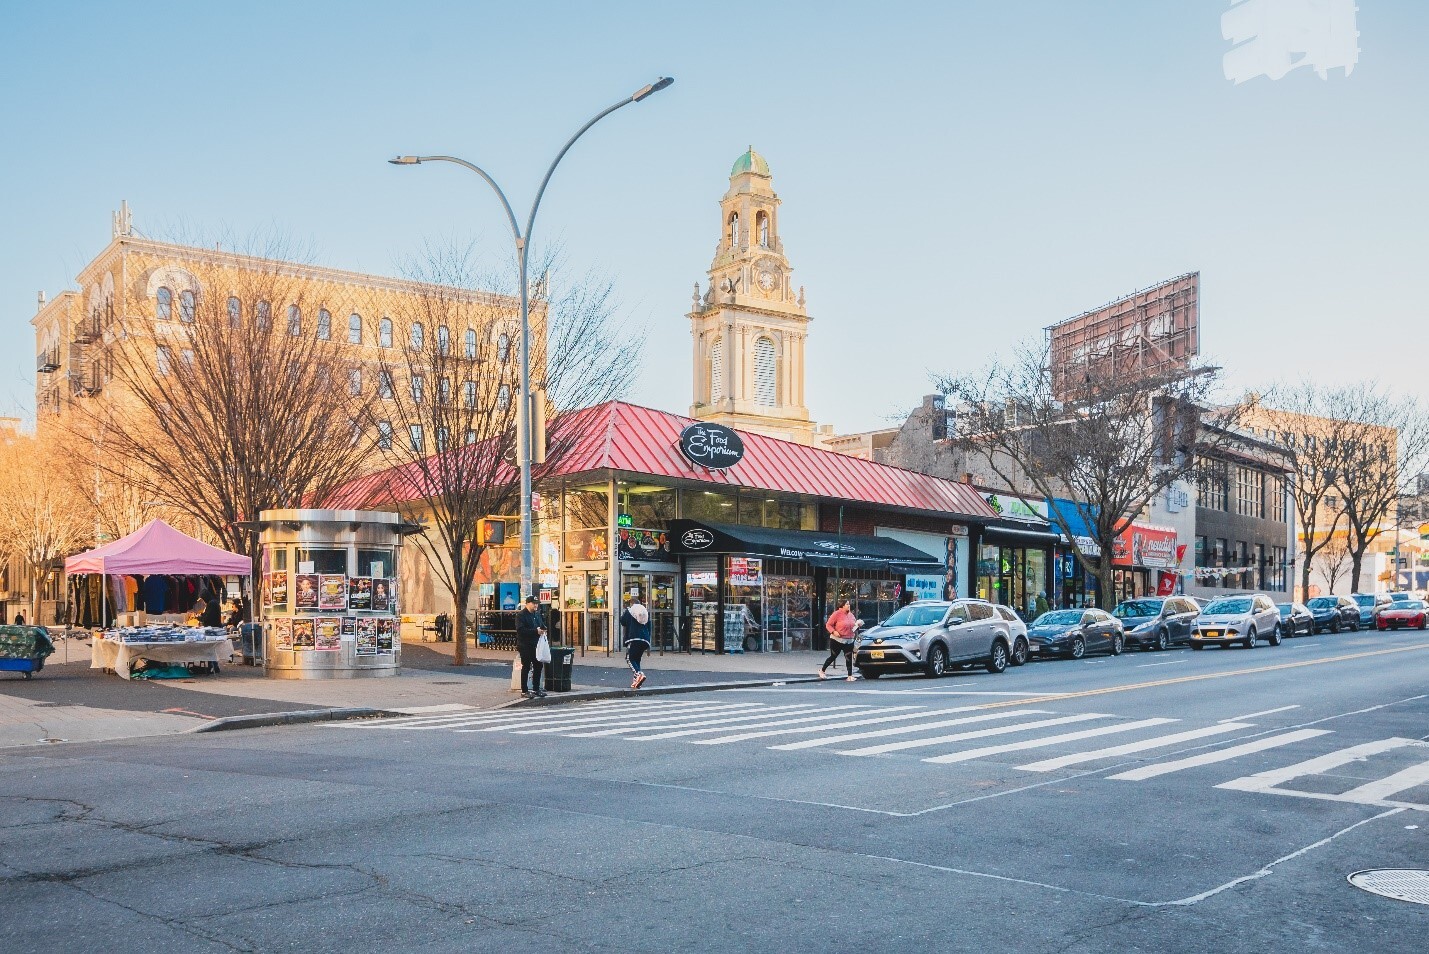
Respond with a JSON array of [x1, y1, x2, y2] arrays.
[[179, 290, 195, 322], [348, 313, 362, 344], [497, 333, 511, 363], [436, 426, 450, 452], [410, 322, 424, 350], [156, 346, 172, 375], [411, 374, 425, 403], [728, 212, 739, 248], [156, 287, 173, 320], [464, 328, 477, 359], [287, 305, 301, 336], [317, 308, 332, 340], [348, 368, 362, 396], [227, 296, 242, 328], [497, 384, 511, 410], [463, 379, 476, 409], [756, 211, 769, 248], [256, 299, 271, 330], [709, 336, 724, 402], [754, 336, 777, 406], [438, 376, 451, 405], [437, 325, 450, 355], [377, 420, 393, 450], [409, 425, 424, 452], [378, 371, 394, 398], [379, 317, 392, 348]]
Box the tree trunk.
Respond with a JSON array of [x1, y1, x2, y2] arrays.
[[29, 564, 41, 625], [452, 581, 470, 666], [1301, 559, 1313, 601], [1093, 557, 1116, 611], [1349, 550, 1365, 594]]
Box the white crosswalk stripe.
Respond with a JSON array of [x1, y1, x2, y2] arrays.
[[766, 709, 1052, 752], [835, 714, 1111, 758], [565, 704, 879, 739], [1017, 722, 1254, 772], [1336, 756, 1429, 804], [921, 718, 1178, 765], [506, 702, 808, 735], [456, 701, 772, 734], [622, 705, 914, 741], [1106, 729, 1332, 781], [692, 706, 976, 746], [1217, 738, 1415, 794]]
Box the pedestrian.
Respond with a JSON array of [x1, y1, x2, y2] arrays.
[[199, 591, 223, 628], [1035, 591, 1050, 616], [13, 612, 25, 626], [620, 596, 651, 689], [516, 595, 547, 698], [820, 599, 859, 681]]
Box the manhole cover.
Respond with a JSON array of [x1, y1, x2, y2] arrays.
[[1347, 869, 1429, 906]]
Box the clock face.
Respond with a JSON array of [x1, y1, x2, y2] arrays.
[[757, 270, 776, 292]]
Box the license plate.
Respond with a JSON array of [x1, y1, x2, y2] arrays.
[[1029, 645, 1040, 653], [1203, 630, 1221, 638], [869, 650, 885, 660]]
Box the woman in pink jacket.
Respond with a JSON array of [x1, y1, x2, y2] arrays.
[[820, 600, 860, 681]]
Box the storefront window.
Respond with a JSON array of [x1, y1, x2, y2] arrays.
[[683, 490, 737, 522], [564, 485, 609, 564], [618, 483, 677, 530]]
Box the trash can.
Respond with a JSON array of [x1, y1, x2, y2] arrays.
[[239, 623, 263, 666], [546, 645, 574, 692]]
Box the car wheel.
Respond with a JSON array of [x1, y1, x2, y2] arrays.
[[1069, 636, 1086, 659], [1267, 624, 1283, 646], [986, 640, 1009, 674], [1349, 617, 1359, 632], [1109, 633, 1123, 656], [1243, 627, 1257, 649], [1418, 618, 1426, 630], [1011, 637, 1028, 667], [925, 643, 948, 678], [861, 669, 882, 680], [1156, 629, 1170, 651], [1330, 619, 1341, 634]]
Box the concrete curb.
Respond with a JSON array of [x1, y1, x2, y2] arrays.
[[189, 707, 402, 733], [501, 675, 826, 708]]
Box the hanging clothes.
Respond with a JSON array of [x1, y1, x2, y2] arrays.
[[143, 575, 167, 614], [123, 576, 139, 612]]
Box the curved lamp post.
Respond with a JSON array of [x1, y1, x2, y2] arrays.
[[390, 76, 673, 603]]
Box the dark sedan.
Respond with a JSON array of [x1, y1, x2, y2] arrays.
[[1113, 596, 1200, 651], [1275, 602, 1314, 637], [1026, 608, 1124, 659], [1305, 596, 1360, 633]]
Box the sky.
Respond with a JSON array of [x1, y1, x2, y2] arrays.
[[2, 1, 1425, 434]]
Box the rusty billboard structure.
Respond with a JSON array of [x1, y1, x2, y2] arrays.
[[1047, 272, 1200, 400]]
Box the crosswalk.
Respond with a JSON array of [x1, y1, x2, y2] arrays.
[[329, 698, 1429, 811]]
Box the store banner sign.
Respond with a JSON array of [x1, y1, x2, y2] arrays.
[[1112, 525, 1179, 569], [617, 528, 671, 562], [728, 557, 763, 586], [678, 422, 745, 469], [905, 574, 943, 601]]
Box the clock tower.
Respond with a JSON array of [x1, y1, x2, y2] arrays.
[[689, 147, 814, 445]]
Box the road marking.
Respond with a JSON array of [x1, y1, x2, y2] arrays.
[[461, 702, 775, 734], [690, 708, 959, 745], [1218, 738, 1417, 794], [624, 705, 913, 741], [969, 642, 1429, 710], [1335, 755, 1429, 804], [727, 688, 1049, 697], [575, 705, 879, 739], [361, 698, 701, 729], [767, 709, 1052, 751], [1135, 660, 1186, 668], [836, 714, 1110, 757], [520, 703, 831, 736], [923, 718, 1178, 765], [1018, 723, 1254, 772], [1218, 705, 1300, 723], [1107, 729, 1331, 781]]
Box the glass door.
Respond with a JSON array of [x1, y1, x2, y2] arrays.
[[651, 573, 676, 651]]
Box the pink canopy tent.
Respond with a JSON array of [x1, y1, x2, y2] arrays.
[[65, 520, 251, 576]]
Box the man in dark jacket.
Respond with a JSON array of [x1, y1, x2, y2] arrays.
[[516, 595, 547, 698]]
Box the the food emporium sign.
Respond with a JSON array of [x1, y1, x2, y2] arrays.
[[678, 423, 745, 470]]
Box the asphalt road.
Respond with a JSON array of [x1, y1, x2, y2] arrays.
[[3, 628, 1427, 953]]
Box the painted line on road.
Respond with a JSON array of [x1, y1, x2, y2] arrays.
[[1134, 660, 1186, 668], [922, 718, 1178, 765], [624, 705, 911, 741], [691, 707, 973, 746], [836, 713, 1110, 757], [1107, 729, 1331, 781], [522, 703, 832, 736], [1218, 737, 1417, 795], [1018, 722, 1254, 772], [768, 709, 1052, 751], [1219, 705, 1299, 723]]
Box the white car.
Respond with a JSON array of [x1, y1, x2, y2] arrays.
[[996, 605, 1030, 666], [1192, 594, 1283, 650]]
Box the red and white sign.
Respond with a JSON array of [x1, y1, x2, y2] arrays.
[[1112, 524, 1179, 569], [1156, 571, 1178, 596]]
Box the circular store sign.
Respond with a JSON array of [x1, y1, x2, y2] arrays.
[[678, 423, 745, 470], [680, 529, 714, 550]]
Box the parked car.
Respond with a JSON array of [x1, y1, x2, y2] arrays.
[[995, 605, 1030, 666], [1304, 595, 1360, 633], [854, 599, 1013, 678], [1350, 592, 1391, 628], [1026, 607, 1125, 659], [1375, 599, 1427, 631], [1113, 596, 1200, 651], [1275, 602, 1315, 637], [1192, 594, 1283, 649]]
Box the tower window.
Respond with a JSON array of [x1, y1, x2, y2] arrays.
[[709, 336, 724, 402], [156, 287, 173, 320], [756, 211, 769, 248], [465, 328, 477, 359], [497, 333, 511, 363], [379, 317, 393, 348], [179, 290, 195, 322], [287, 304, 301, 336], [317, 308, 332, 340], [227, 296, 242, 328], [728, 212, 739, 248], [754, 336, 776, 407], [348, 312, 363, 344]]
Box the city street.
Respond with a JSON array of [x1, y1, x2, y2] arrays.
[[3, 630, 1426, 953]]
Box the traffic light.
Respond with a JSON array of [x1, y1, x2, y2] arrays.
[[477, 518, 506, 547]]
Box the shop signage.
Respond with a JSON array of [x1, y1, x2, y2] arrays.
[[905, 574, 943, 601], [680, 528, 715, 550], [678, 422, 745, 469], [1112, 524, 1178, 569], [982, 492, 1048, 523], [617, 513, 633, 528], [729, 557, 763, 586], [813, 540, 856, 552], [617, 528, 671, 562], [1164, 485, 1190, 514]]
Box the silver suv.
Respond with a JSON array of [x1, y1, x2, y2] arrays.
[[854, 599, 1013, 679]]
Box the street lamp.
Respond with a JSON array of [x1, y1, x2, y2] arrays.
[[390, 76, 673, 600]]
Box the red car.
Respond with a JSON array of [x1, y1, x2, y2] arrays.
[[1376, 599, 1427, 631]]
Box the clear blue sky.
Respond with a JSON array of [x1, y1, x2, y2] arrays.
[[2, 1, 1425, 431]]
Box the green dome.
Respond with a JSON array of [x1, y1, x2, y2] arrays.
[[730, 146, 771, 177]]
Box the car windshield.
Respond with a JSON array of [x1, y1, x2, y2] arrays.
[[1352, 595, 1376, 607], [1276, 604, 1295, 616], [1114, 600, 1163, 619], [1035, 610, 1083, 626], [1202, 598, 1253, 615], [1307, 597, 1339, 609], [1391, 600, 1426, 610], [878, 605, 946, 628]]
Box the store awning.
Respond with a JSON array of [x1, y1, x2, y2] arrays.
[[980, 520, 1061, 547], [668, 520, 944, 572]]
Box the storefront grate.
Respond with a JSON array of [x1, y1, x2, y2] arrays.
[[1347, 869, 1429, 906]]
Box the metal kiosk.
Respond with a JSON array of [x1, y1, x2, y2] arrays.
[[256, 509, 414, 679]]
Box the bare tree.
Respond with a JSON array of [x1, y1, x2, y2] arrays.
[[0, 435, 94, 622], [1313, 533, 1352, 594], [348, 247, 637, 664], [65, 247, 379, 587], [939, 341, 1248, 610]]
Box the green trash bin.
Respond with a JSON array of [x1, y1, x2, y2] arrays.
[[546, 645, 574, 692]]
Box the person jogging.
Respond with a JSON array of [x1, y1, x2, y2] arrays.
[[620, 596, 651, 689], [820, 599, 860, 681]]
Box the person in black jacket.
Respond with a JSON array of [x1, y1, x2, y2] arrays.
[[198, 592, 223, 628], [516, 595, 547, 698], [620, 596, 651, 689]]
